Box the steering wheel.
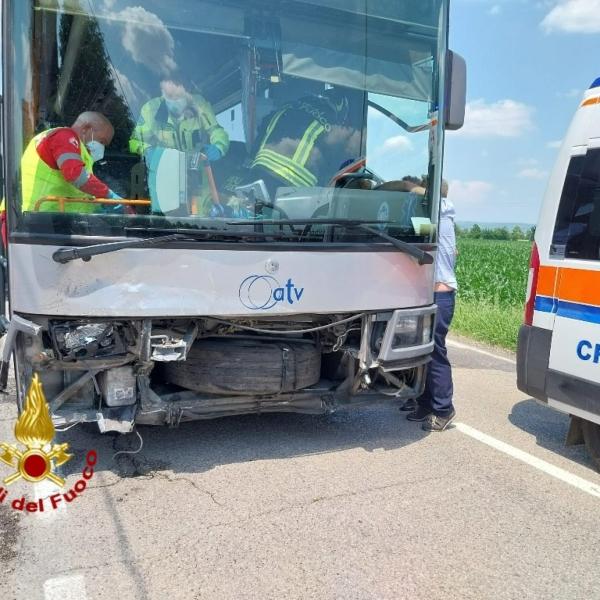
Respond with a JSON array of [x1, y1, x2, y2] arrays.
[[336, 170, 378, 190]]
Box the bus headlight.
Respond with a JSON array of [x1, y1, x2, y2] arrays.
[[392, 316, 421, 347], [378, 306, 437, 366]]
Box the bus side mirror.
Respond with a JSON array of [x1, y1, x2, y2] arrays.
[[444, 51, 466, 131]]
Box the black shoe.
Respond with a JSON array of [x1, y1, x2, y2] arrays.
[[422, 409, 456, 432], [406, 405, 432, 422], [400, 398, 417, 412]]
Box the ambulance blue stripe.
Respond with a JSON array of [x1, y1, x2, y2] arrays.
[[535, 296, 600, 324], [556, 300, 600, 325], [534, 295, 555, 313]]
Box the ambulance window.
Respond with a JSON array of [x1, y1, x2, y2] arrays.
[[550, 150, 600, 261]]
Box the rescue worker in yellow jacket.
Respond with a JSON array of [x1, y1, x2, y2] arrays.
[[129, 79, 229, 215], [248, 88, 360, 196], [21, 112, 120, 213]]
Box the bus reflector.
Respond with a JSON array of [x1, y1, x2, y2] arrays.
[[524, 243, 540, 326]]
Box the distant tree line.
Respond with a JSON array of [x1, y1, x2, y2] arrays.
[[455, 224, 536, 241]]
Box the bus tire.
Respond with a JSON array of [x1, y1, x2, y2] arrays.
[[161, 339, 321, 396], [581, 420, 600, 472]]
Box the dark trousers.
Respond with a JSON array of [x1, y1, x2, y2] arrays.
[[417, 291, 456, 417]]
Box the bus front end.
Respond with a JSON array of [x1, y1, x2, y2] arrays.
[[2, 0, 462, 432]]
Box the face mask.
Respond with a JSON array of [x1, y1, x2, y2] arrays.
[[165, 97, 188, 115], [86, 140, 105, 162]]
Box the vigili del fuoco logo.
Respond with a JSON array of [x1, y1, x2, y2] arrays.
[[0, 374, 98, 513]]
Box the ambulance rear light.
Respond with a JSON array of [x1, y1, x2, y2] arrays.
[[524, 242, 540, 326]]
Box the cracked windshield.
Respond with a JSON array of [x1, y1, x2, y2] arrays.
[[12, 0, 445, 241]]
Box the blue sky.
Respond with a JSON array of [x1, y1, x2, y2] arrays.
[[445, 0, 600, 224]]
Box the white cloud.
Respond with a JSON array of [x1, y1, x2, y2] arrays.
[[518, 168, 549, 180], [448, 180, 494, 204], [546, 140, 562, 149], [453, 99, 535, 138], [542, 0, 600, 33], [381, 135, 413, 152], [119, 7, 177, 76], [489, 5, 502, 15]]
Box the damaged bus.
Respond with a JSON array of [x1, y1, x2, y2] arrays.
[[0, 0, 465, 433]]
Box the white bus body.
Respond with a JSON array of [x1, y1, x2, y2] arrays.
[[1, 0, 464, 433]]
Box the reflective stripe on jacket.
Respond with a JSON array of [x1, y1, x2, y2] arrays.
[[21, 129, 98, 213], [251, 104, 329, 188], [129, 95, 229, 156]]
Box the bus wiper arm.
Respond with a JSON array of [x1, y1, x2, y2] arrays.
[[52, 234, 185, 264], [53, 226, 303, 263], [227, 218, 434, 265], [357, 224, 434, 265]]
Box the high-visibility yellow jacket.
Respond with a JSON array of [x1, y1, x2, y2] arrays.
[[129, 95, 229, 157], [129, 95, 229, 215], [251, 98, 342, 188], [21, 129, 98, 213]]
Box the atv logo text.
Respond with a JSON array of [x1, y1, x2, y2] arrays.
[[239, 275, 305, 310]]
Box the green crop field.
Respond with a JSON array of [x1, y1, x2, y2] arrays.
[[452, 238, 532, 350]]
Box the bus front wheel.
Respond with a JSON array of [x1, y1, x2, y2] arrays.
[[581, 420, 600, 472]]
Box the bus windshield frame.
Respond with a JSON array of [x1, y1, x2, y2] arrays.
[[3, 0, 449, 247]]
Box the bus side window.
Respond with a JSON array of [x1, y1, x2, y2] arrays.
[[551, 150, 600, 261]]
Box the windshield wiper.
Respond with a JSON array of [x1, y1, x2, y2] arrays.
[[357, 224, 433, 265], [52, 233, 185, 263], [53, 221, 433, 265], [53, 227, 301, 264], [227, 219, 434, 265]]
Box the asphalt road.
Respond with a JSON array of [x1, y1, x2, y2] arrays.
[[2, 338, 600, 600]]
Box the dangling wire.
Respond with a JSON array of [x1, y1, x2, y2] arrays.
[[112, 428, 144, 459], [55, 420, 86, 432]]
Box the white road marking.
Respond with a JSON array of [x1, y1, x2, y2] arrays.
[[43, 574, 87, 600], [34, 479, 66, 520], [455, 422, 600, 499], [447, 339, 516, 365]]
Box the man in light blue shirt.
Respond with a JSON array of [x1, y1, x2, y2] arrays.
[[405, 179, 457, 431]]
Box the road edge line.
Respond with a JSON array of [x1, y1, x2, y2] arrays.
[[447, 339, 516, 365], [455, 422, 600, 498]]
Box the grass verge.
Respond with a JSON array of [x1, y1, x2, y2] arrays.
[[452, 300, 523, 351]]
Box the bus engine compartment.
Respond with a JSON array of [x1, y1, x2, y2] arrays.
[[8, 309, 435, 432]]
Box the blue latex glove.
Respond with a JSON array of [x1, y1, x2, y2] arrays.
[[103, 189, 124, 213], [202, 144, 222, 163], [107, 189, 123, 200], [209, 203, 227, 218], [228, 205, 251, 219]]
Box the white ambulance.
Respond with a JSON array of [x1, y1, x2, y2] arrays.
[[518, 77, 600, 470]]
